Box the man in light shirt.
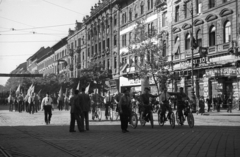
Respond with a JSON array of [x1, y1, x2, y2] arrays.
[[41, 92, 54, 125]]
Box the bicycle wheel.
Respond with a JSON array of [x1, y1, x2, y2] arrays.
[[169, 112, 175, 129], [110, 110, 113, 121], [158, 111, 164, 126], [187, 112, 194, 128], [131, 112, 138, 129], [175, 111, 180, 125], [140, 112, 146, 126], [150, 112, 154, 128], [98, 109, 102, 121], [115, 111, 119, 120]]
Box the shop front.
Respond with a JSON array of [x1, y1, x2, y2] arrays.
[[119, 76, 158, 94], [205, 67, 240, 108]]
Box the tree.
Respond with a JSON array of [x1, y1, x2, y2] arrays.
[[126, 20, 173, 94], [80, 62, 112, 94]]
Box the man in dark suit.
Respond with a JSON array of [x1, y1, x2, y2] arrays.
[[69, 90, 84, 132], [79, 87, 91, 131]]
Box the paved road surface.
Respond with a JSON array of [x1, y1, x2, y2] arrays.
[[0, 107, 240, 157]]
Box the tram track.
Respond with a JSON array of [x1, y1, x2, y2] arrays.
[[0, 146, 12, 157]]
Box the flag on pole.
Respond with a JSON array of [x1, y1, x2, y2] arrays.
[[38, 89, 41, 95], [59, 87, 63, 96], [30, 85, 35, 95], [9, 88, 12, 95], [93, 80, 97, 84], [16, 84, 21, 95], [27, 84, 33, 96], [76, 81, 80, 91], [85, 83, 90, 94]]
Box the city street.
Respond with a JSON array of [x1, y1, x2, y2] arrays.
[[0, 106, 240, 157]]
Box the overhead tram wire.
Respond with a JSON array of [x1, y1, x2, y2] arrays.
[[0, 23, 75, 33], [0, 16, 69, 33], [0, 40, 58, 43], [41, 0, 86, 15]]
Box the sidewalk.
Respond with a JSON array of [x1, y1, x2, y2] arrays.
[[203, 109, 240, 116]]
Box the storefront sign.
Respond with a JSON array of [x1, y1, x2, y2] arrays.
[[206, 67, 240, 77], [180, 57, 213, 69]]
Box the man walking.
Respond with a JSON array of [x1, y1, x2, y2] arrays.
[[227, 94, 233, 113], [119, 89, 131, 133], [41, 92, 54, 125], [69, 90, 83, 132], [79, 87, 91, 131], [28, 92, 35, 114]]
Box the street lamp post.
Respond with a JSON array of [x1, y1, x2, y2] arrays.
[[184, 0, 196, 111]]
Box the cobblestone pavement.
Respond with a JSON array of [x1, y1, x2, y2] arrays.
[[0, 107, 240, 157]]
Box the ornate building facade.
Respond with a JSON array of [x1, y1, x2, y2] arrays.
[[168, 0, 240, 105]]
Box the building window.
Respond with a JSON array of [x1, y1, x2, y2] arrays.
[[184, 2, 189, 18], [185, 33, 191, 50], [196, 29, 202, 47], [129, 32, 132, 44], [224, 21, 231, 43], [209, 0, 215, 8], [147, 51, 151, 62], [209, 26, 216, 46], [196, 0, 202, 14], [162, 12, 167, 27], [135, 5, 138, 18], [122, 13, 127, 25], [91, 46, 94, 56], [114, 35, 117, 46], [162, 41, 167, 56], [175, 6, 179, 22], [78, 38, 81, 47], [88, 48, 90, 57], [99, 42, 101, 52], [103, 40, 105, 50], [103, 60, 105, 69], [151, 0, 153, 9], [107, 38, 110, 49], [148, 0, 150, 10], [95, 44, 97, 54], [141, 2, 144, 15], [122, 34, 127, 47], [114, 57, 117, 69], [129, 9, 132, 22], [107, 59, 110, 69], [114, 14, 117, 26]]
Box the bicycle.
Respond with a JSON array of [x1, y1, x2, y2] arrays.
[[130, 104, 138, 129], [176, 100, 194, 128], [158, 103, 175, 129], [139, 105, 154, 128], [92, 103, 102, 121]]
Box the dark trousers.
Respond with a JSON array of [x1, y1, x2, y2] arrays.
[[44, 106, 52, 124], [70, 113, 83, 132], [227, 105, 232, 113], [105, 103, 109, 117], [29, 102, 34, 114], [120, 106, 130, 131], [58, 101, 63, 111], [18, 101, 23, 112], [81, 111, 89, 130], [207, 104, 211, 112], [217, 104, 220, 112], [9, 103, 13, 111]]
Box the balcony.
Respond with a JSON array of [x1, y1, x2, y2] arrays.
[[155, 0, 167, 8]]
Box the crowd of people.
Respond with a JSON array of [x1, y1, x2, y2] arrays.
[[2, 85, 240, 133]]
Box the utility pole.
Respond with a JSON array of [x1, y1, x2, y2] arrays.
[[184, 0, 196, 111]]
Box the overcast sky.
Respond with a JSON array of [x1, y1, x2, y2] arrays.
[[0, 0, 98, 86]]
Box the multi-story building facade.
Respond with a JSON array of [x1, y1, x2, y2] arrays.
[[37, 49, 54, 76], [67, 21, 87, 78], [119, 0, 172, 93], [27, 47, 51, 74], [52, 37, 68, 75], [167, 0, 240, 104], [84, 0, 123, 93]]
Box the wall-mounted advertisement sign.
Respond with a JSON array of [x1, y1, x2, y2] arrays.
[[206, 67, 240, 77]]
